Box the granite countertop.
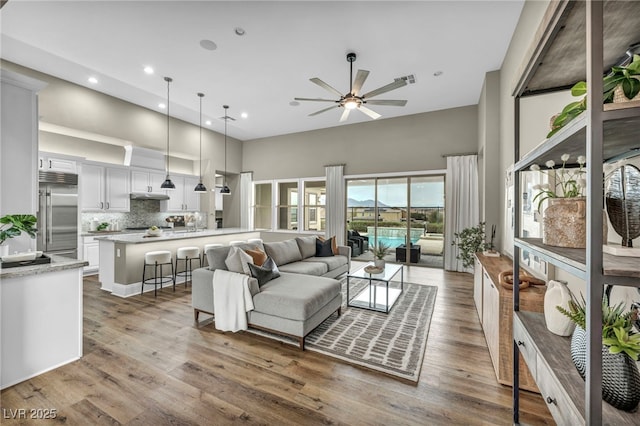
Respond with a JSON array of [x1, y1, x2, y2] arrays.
[[0, 254, 88, 279], [94, 228, 255, 244]]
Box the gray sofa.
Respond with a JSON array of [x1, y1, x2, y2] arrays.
[[192, 236, 350, 349]]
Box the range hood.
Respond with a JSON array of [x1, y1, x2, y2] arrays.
[[130, 192, 170, 201]]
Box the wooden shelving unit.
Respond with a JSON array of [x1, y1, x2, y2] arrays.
[[511, 1, 640, 425]]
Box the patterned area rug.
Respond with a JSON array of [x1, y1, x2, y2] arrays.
[[251, 278, 438, 383]]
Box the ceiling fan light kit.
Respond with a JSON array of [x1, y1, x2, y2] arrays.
[[294, 52, 409, 122]]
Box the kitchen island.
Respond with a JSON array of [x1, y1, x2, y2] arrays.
[[96, 228, 260, 297], [0, 255, 87, 389]]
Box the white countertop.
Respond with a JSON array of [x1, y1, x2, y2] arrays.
[[0, 254, 88, 279], [94, 228, 255, 244]]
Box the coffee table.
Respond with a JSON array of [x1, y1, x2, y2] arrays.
[[346, 262, 403, 313]]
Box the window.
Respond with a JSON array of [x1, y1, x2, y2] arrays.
[[277, 181, 298, 230], [304, 180, 326, 231], [253, 183, 272, 230]]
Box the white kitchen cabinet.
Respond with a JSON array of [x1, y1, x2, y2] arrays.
[[39, 154, 77, 174], [161, 175, 201, 212], [215, 186, 224, 211], [131, 169, 167, 194], [80, 163, 130, 212], [473, 257, 483, 322], [82, 235, 99, 274], [482, 267, 500, 376]]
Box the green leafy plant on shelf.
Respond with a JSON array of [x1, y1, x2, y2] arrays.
[[548, 54, 640, 138], [557, 292, 640, 360], [0, 214, 38, 246], [452, 222, 490, 269]]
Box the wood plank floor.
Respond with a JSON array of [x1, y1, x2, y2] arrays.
[[1, 263, 554, 425]]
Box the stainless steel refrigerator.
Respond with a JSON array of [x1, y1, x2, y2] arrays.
[[37, 171, 78, 258]]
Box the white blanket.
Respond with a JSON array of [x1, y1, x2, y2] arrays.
[[213, 269, 254, 332]]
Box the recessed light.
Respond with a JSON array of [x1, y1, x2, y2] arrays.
[[158, 103, 166, 109], [234, 27, 246, 36], [241, 112, 248, 119], [88, 76, 98, 84], [199, 39, 217, 51], [144, 66, 154, 75], [205, 120, 212, 126], [289, 101, 300, 106], [433, 71, 443, 77]]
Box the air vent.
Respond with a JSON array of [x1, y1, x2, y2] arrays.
[[395, 74, 416, 84], [39, 171, 78, 185]]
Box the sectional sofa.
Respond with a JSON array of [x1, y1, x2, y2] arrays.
[[191, 236, 351, 349]]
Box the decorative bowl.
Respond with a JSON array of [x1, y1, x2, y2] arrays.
[[146, 228, 163, 237], [2, 252, 37, 262]]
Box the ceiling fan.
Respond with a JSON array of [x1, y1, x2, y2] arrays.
[[294, 52, 408, 122]]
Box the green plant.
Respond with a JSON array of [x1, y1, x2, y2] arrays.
[[452, 222, 489, 269], [547, 54, 640, 138], [97, 222, 109, 231], [0, 214, 37, 245], [371, 241, 391, 260], [557, 292, 640, 361], [530, 153, 586, 211]]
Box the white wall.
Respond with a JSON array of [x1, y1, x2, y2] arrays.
[[243, 105, 478, 180]]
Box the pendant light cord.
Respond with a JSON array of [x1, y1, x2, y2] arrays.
[[165, 76, 172, 176], [224, 105, 229, 187], [198, 93, 203, 181]]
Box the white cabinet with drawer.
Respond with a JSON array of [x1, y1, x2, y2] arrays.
[[39, 154, 77, 173], [80, 164, 130, 212], [82, 235, 99, 274]]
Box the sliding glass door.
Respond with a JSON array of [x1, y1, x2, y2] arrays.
[[346, 175, 444, 268]]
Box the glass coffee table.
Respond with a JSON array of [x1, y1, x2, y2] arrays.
[[346, 262, 403, 313]]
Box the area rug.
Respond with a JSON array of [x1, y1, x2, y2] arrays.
[[251, 278, 438, 383]]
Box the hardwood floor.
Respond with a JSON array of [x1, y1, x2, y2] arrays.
[[1, 263, 553, 425]]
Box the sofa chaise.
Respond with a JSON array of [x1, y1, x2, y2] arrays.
[[191, 236, 350, 349]]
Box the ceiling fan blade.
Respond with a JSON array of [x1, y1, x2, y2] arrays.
[[365, 99, 408, 106], [310, 78, 343, 97], [294, 97, 338, 103], [362, 79, 407, 99], [339, 108, 351, 122], [309, 105, 340, 117], [358, 105, 381, 120], [351, 70, 370, 95]]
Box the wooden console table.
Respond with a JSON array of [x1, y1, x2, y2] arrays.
[[474, 252, 545, 392]]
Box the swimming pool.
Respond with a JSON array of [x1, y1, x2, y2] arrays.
[[369, 236, 418, 248]]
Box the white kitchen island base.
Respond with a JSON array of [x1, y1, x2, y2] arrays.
[[1, 258, 86, 389]]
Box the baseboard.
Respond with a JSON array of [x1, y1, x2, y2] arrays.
[[0, 356, 80, 390], [111, 279, 177, 298]]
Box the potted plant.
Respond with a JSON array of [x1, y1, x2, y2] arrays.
[[557, 291, 640, 411], [0, 214, 38, 257], [371, 241, 390, 269], [452, 222, 490, 270], [548, 54, 640, 138]]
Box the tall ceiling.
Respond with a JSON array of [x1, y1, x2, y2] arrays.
[[1, 1, 524, 141]]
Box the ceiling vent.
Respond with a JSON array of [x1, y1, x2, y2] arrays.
[[395, 74, 416, 84]]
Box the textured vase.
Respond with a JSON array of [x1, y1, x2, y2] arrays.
[[374, 259, 385, 269], [543, 197, 586, 248], [571, 326, 640, 411], [544, 280, 575, 336]]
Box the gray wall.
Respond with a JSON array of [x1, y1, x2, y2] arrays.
[[243, 106, 478, 180]]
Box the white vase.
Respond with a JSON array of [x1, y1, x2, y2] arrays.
[[374, 259, 385, 269], [0, 244, 8, 259], [544, 280, 576, 336]]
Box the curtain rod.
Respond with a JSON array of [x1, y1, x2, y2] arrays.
[[441, 152, 478, 158], [324, 163, 346, 167]]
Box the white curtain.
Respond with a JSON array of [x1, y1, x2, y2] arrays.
[[444, 155, 479, 273], [325, 164, 345, 245], [240, 172, 253, 229]]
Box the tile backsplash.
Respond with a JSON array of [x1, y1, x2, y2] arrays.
[[81, 199, 206, 231]]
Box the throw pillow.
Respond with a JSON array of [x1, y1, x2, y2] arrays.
[[244, 247, 267, 266], [248, 262, 276, 286], [262, 256, 281, 279], [295, 235, 318, 259], [318, 236, 339, 255], [224, 246, 253, 275], [316, 237, 335, 257]]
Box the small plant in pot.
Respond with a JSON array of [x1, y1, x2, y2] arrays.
[[557, 291, 640, 411], [452, 222, 489, 270], [0, 214, 38, 257], [371, 241, 390, 269]]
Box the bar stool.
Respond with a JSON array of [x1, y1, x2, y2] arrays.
[[229, 240, 246, 246], [247, 238, 263, 246], [175, 246, 201, 286], [202, 243, 223, 267], [141, 250, 175, 297]]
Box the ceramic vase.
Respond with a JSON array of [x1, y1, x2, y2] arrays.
[[543, 197, 586, 248], [374, 259, 385, 269], [544, 280, 575, 336], [0, 244, 8, 259]]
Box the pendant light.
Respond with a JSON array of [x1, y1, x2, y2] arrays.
[[160, 76, 176, 189], [193, 92, 207, 192], [220, 105, 231, 195]]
